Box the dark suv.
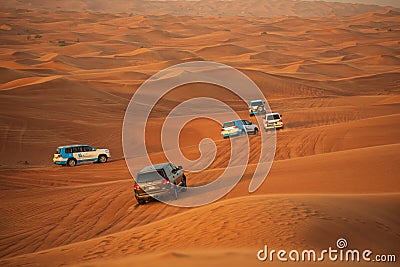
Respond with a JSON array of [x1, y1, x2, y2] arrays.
[[133, 162, 187, 205]]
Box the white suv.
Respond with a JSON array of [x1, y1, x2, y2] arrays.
[[53, 144, 111, 167], [264, 113, 284, 131]]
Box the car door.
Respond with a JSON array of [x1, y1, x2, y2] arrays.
[[71, 146, 83, 162], [242, 120, 253, 132], [62, 147, 73, 160], [236, 120, 245, 133], [77, 146, 88, 162], [82, 145, 96, 162]]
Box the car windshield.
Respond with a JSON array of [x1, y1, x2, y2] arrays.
[[267, 114, 280, 120], [250, 101, 263, 107], [223, 121, 234, 128], [136, 170, 166, 183]]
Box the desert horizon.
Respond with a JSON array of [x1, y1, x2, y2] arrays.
[[0, 0, 399, 266]]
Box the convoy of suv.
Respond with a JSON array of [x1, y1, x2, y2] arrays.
[[53, 100, 282, 205], [221, 100, 283, 138]]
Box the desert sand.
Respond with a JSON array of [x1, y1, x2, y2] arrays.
[[1, 0, 398, 17], [0, 2, 399, 267]]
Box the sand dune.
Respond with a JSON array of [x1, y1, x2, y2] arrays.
[[0, 4, 399, 267], [1, 0, 396, 17], [11, 51, 37, 59], [373, 95, 400, 105], [340, 44, 399, 56], [277, 63, 364, 78], [34, 61, 80, 72], [196, 44, 254, 58], [1, 194, 399, 266], [249, 51, 301, 64], [350, 54, 400, 65], [113, 48, 199, 62], [328, 72, 400, 94], [0, 76, 62, 91], [0, 67, 34, 83], [0, 108, 398, 260]]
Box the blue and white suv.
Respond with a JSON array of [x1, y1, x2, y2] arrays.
[[53, 144, 111, 167], [221, 119, 259, 139], [249, 100, 266, 116]]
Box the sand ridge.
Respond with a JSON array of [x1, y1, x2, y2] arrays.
[[0, 4, 399, 267]]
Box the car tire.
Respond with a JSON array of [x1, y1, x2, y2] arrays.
[[98, 155, 107, 163], [67, 158, 76, 167], [136, 198, 146, 205], [181, 175, 187, 192], [254, 128, 258, 135]]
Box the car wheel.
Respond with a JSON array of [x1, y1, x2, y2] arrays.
[[170, 185, 178, 200], [254, 128, 258, 135], [136, 198, 146, 205], [181, 175, 187, 192], [98, 155, 107, 163], [67, 158, 76, 167]]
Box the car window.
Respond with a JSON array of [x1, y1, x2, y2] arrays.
[[165, 164, 174, 176], [83, 146, 91, 152], [250, 101, 263, 106], [267, 115, 274, 120], [273, 114, 280, 120], [223, 121, 234, 128], [242, 120, 251, 125], [65, 148, 72, 153], [137, 170, 167, 183], [72, 146, 83, 153]]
